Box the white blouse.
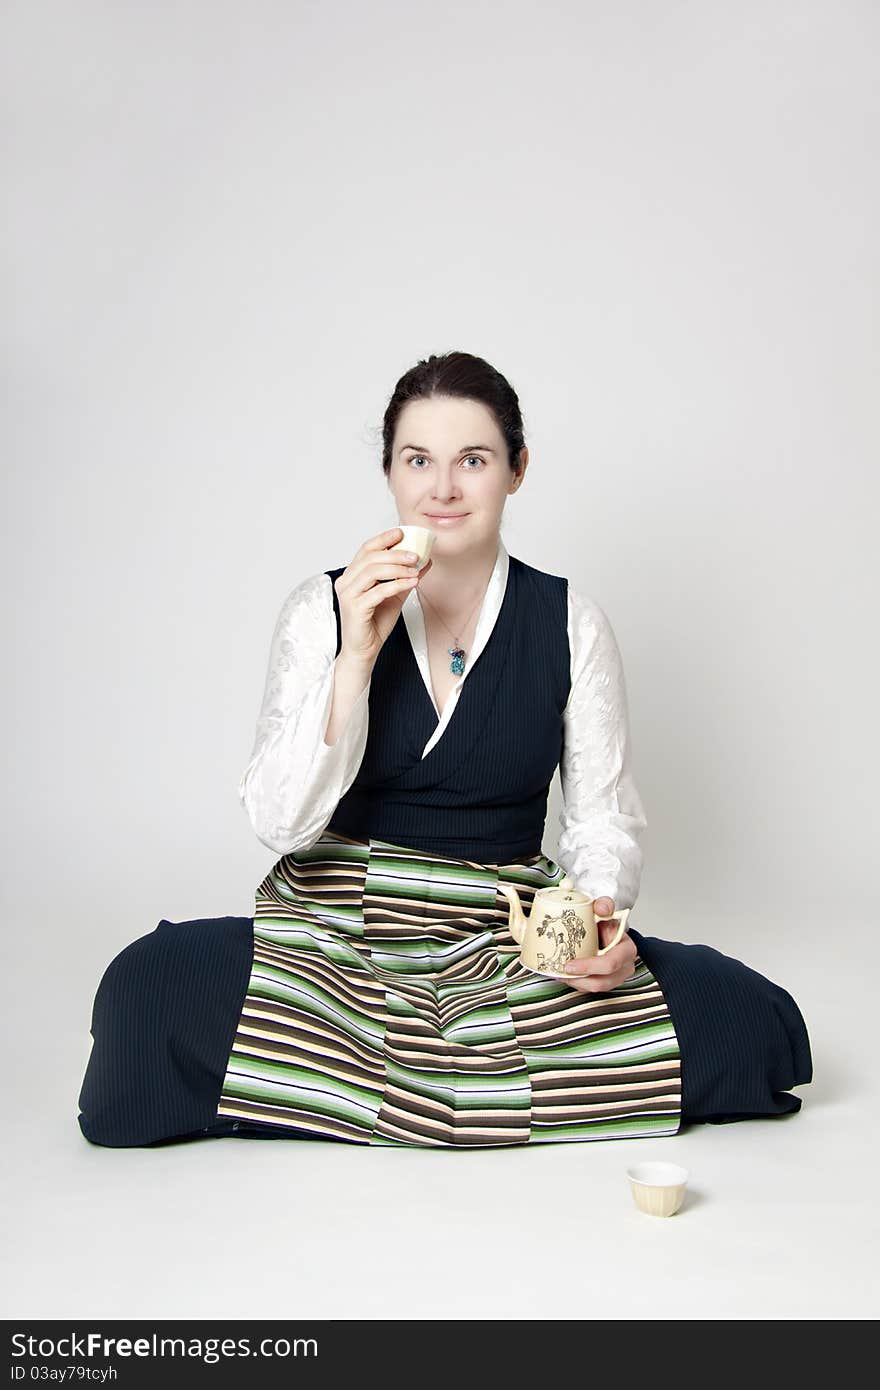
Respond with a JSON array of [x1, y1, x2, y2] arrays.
[[238, 538, 648, 909]]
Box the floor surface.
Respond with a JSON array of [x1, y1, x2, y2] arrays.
[[4, 907, 876, 1321]]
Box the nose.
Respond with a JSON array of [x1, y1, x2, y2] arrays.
[[431, 469, 463, 502]]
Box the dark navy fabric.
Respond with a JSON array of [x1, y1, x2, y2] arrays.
[[77, 917, 302, 1148], [627, 928, 813, 1121], [324, 555, 572, 863], [77, 916, 813, 1147]]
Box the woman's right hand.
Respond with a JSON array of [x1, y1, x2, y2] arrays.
[[334, 527, 433, 668]]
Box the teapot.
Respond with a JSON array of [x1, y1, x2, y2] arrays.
[[497, 874, 631, 975]]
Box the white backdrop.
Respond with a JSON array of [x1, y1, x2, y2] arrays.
[[4, 0, 879, 1327], [3, 2, 873, 967], [3, 0, 877, 1102]]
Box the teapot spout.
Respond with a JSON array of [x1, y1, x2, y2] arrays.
[[497, 882, 526, 946]]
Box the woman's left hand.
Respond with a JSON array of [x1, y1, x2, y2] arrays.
[[553, 898, 637, 994]]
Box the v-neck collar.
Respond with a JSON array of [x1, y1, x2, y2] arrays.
[[400, 538, 510, 721], [383, 545, 519, 789]]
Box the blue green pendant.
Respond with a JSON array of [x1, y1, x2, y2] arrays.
[[448, 647, 466, 675]]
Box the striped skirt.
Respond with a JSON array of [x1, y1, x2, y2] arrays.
[[77, 831, 812, 1148]]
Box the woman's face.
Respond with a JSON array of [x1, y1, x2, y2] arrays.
[[387, 395, 527, 555]]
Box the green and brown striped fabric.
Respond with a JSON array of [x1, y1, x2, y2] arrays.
[[215, 832, 682, 1146]]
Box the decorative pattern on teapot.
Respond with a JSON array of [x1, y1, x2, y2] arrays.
[[535, 907, 587, 972]]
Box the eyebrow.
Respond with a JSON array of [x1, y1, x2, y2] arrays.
[[399, 443, 496, 456]]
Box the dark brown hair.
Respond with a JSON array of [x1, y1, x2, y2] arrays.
[[380, 351, 526, 476]]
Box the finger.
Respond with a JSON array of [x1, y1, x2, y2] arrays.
[[564, 971, 628, 995], [361, 574, 421, 609], [593, 898, 615, 918], [560, 940, 634, 979], [562, 954, 617, 977], [362, 559, 423, 587], [348, 555, 421, 597], [344, 537, 429, 595], [364, 527, 404, 552], [566, 957, 637, 993], [345, 529, 404, 571], [600, 940, 637, 972]]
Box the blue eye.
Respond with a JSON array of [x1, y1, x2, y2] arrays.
[[408, 455, 484, 469]]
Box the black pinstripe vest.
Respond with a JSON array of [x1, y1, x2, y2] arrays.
[[323, 554, 571, 863]]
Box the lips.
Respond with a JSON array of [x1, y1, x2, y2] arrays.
[[425, 513, 468, 519]]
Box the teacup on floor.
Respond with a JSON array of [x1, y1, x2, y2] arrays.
[[626, 1161, 689, 1217]]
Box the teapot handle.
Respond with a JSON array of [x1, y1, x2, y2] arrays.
[[596, 907, 630, 955]]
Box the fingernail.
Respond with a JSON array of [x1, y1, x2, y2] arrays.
[[563, 961, 578, 973]]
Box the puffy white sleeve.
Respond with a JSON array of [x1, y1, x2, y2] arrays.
[[555, 585, 648, 911], [238, 572, 371, 854]]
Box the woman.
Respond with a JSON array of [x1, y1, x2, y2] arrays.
[[77, 351, 812, 1149]]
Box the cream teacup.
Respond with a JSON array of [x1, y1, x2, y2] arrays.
[[626, 1161, 689, 1217], [388, 524, 436, 569]]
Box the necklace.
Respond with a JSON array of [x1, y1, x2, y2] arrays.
[[417, 584, 486, 674]]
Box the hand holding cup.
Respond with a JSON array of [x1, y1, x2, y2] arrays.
[[333, 527, 433, 669]]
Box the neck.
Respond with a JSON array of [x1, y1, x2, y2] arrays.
[[416, 536, 500, 623]]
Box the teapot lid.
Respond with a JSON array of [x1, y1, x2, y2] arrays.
[[542, 877, 589, 903]]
